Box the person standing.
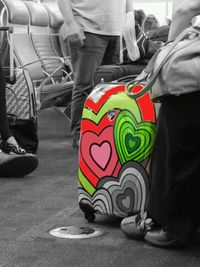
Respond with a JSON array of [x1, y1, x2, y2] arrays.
[[0, 62, 38, 177], [121, 0, 200, 248], [57, 0, 134, 149], [145, 0, 200, 247]]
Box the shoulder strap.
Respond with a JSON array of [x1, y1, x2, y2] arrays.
[[126, 26, 200, 99]]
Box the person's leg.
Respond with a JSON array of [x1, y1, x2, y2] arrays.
[[102, 36, 120, 65], [0, 62, 12, 141], [0, 63, 38, 176], [0, 62, 26, 154], [146, 93, 200, 246], [69, 33, 109, 147], [121, 93, 200, 246]]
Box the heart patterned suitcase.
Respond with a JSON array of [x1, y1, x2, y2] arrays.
[[78, 82, 156, 222]]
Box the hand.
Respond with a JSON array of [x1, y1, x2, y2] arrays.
[[68, 32, 85, 47], [68, 22, 85, 47]]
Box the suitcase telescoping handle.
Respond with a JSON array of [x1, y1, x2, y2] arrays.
[[0, 26, 14, 82]]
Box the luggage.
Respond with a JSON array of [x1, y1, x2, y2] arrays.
[[93, 63, 147, 87], [78, 80, 157, 222], [1, 26, 38, 153]]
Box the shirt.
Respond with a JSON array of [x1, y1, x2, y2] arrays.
[[71, 0, 127, 36]]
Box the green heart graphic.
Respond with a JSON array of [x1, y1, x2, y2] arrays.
[[126, 133, 141, 153], [114, 110, 156, 164]]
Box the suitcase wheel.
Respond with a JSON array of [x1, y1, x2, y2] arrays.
[[84, 212, 95, 223], [79, 202, 95, 222]]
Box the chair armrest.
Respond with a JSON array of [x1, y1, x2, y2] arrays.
[[61, 56, 73, 82], [19, 56, 64, 69], [18, 56, 65, 90], [39, 61, 65, 91]]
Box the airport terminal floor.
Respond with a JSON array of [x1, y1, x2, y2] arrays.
[[0, 107, 200, 267]]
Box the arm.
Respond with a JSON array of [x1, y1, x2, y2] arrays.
[[168, 0, 200, 40], [126, 0, 134, 13], [57, 0, 85, 46]]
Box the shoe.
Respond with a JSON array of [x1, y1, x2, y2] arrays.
[[120, 12, 140, 63], [135, 23, 149, 59], [121, 13, 149, 63], [144, 228, 181, 248], [0, 151, 38, 177], [1, 141, 26, 155], [121, 211, 154, 240]]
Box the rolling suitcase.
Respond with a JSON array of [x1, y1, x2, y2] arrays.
[[78, 80, 156, 222], [93, 62, 147, 87]]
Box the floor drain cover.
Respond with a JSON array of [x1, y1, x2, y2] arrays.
[[49, 226, 103, 239]]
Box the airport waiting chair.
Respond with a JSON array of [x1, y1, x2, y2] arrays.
[[41, 0, 64, 58], [41, 0, 73, 113], [24, 0, 71, 74], [23, 1, 63, 80], [41, 0, 72, 85], [0, 0, 45, 82], [42, 0, 70, 59], [23, 0, 73, 104], [0, 0, 73, 109]]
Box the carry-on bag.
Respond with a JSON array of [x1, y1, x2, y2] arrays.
[[0, 26, 38, 153], [125, 16, 200, 103], [78, 80, 156, 222], [93, 63, 147, 87]]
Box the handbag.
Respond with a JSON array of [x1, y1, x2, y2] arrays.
[[6, 68, 38, 153], [125, 16, 200, 102]]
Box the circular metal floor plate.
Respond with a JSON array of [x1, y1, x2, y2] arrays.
[[49, 226, 103, 239]]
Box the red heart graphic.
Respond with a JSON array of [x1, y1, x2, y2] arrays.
[[85, 84, 156, 123], [81, 109, 119, 134], [79, 126, 120, 187]]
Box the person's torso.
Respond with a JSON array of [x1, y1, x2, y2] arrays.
[[71, 0, 126, 36]]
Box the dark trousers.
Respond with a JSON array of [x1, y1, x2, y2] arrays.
[[0, 61, 12, 141], [147, 92, 200, 242], [68, 32, 120, 140]]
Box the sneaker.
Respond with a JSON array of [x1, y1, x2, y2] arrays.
[[135, 23, 149, 59], [121, 20, 149, 63], [0, 151, 38, 177], [1, 141, 26, 155], [121, 211, 154, 240]]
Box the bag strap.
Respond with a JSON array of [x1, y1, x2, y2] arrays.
[[9, 27, 14, 82], [125, 26, 200, 99]]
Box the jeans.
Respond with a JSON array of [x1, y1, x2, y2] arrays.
[[68, 32, 120, 141]]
